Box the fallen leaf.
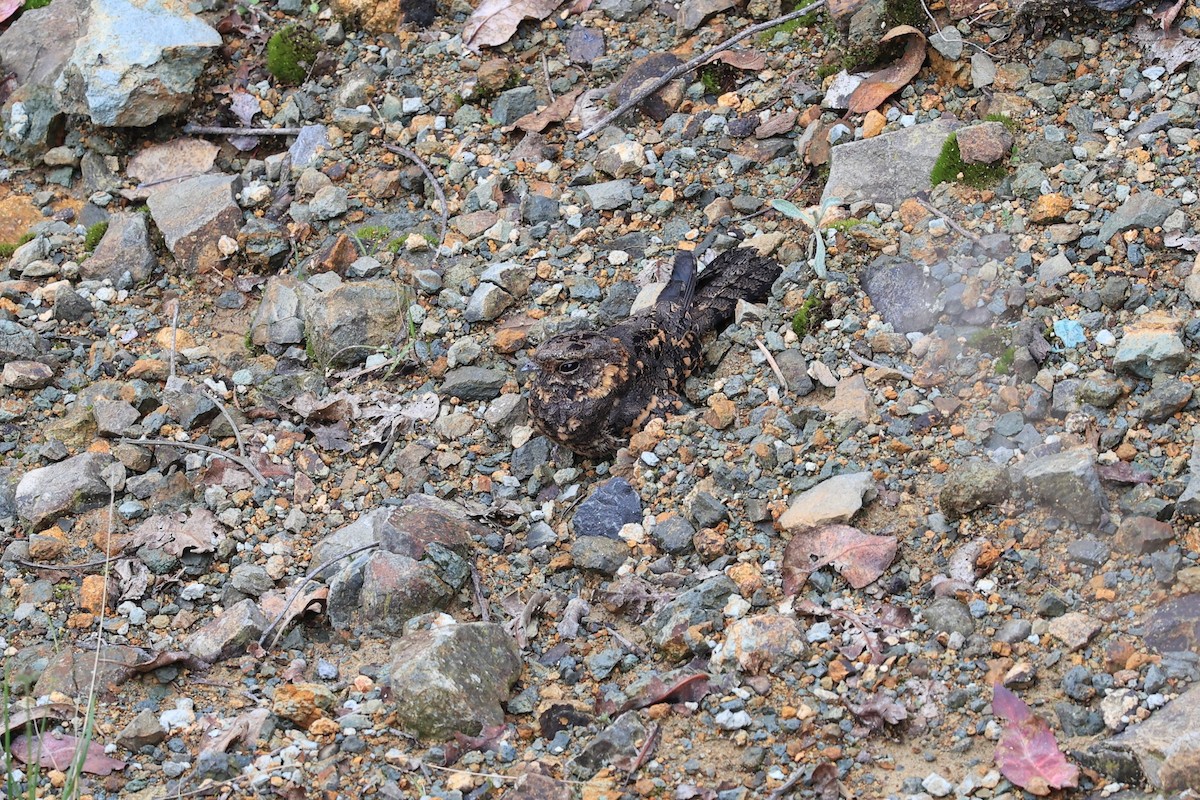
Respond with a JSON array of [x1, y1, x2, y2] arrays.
[[828, 0, 868, 19], [11, 731, 126, 776], [707, 48, 767, 71], [754, 109, 797, 138], [1155, 0, 1187, 32], [1164, 232, 1200, 251], [1134, 18, 1200, 72], [848, 693, 908, 731], [782, 524, 897, 594], [114, 558, 150, 602], [128, 509, 223, 557], [1, 704, 74, 742], [811, 761, 839, 800], [0, 0, 21, 24], [847, 25, 927, 114], [616, 673, 712, 715], [463, 0, 566, 50], [291, 391, 361, 423], [443, 723, 510, 765], [258, 585, 330, 638], [201, 708, 271, 756], [312, 420, 354, 453], [131, 650, 211, 674], [992, 684, 1080, 795], [509, 87, 583, 133]]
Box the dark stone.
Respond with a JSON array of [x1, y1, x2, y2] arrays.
[[860, 256, 942, 334], [572, 477, 641, 539]]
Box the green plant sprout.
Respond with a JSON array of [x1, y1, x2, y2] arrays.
[[771, 195, 844, 278]]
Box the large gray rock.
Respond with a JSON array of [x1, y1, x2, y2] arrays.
[[386, 622, 522, 739], [822, 118, 960, 206], [1011, 447, 1104, 525], [860, 256, 943, 334], [147, 173, 243, 272], [779, 472, 877, 531], [53, 0, 221, 127], [0, 320, 51, 367], [80, 211, 157, 284], [939, 459, 1012, 520], [1090, 682, 1200, 792], [15, 451, 115, 530], [1098, 192, 1179, 243], [249, 276, 313, 348], [1113, 313, 1191, 379], [301, 279, 410, 367]]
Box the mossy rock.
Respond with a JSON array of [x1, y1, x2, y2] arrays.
[[266, 25, 321, 86]]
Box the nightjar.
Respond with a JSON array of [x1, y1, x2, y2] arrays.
[[525, 247, 783, 458]]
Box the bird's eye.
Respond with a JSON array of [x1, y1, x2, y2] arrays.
[[558, 361, 580, 375]]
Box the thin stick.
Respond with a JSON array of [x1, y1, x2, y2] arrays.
[[382, 142, 449, 264], [258, 542, 380, 647], [14, 558, 113, 571], [120, 437, 268, 486], [768, 768, 804, 799], [541, 53, 556, 102], [168, 301, 180, 383], [912, 196, 986, 249], [203, 388, 247, 460], [625, 723, 660, 784], [576, 0, 827, 140], [182, 124, 303, 136], [472, 562, 490, 623], [755, 338, 789, 392], [850, 352, 914, 381]]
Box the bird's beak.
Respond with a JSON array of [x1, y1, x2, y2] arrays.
[[520, 360, 540, 374]]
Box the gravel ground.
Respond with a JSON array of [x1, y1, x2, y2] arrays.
[[2, 0, 1200, 798]]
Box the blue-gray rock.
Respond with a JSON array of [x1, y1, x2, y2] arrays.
[[643, 575, 737, 656], [441, 367, 507, 401], [81, 211, 157, 283], [1011, 447, 1105, 525], [491, 86, 538, 126], [578, 180, 633, 211], [860, 256, 942, 334], [922, 597, 975, 637], [572, 477, 642, 539], [822, 118, 959, 206], [571, 536, 628, 574], [15, 451, 115, 531], [0, 319, 51, 366], [183, 598, 267, 662], [652, 514, 695, 554], [566, 27, 605, 64], [1099, 192, 1179, 243], [1137, 378, 1193, 423], [54, 0, 222, 127], [938, 459, 1011, 520]]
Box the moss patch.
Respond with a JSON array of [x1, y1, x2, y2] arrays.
[[266, 25, 321, 85], [0, 242, 16, 258], [83, 221, 109, 252], [930, 133, 1008, 189], [791, 294, 827, 337]]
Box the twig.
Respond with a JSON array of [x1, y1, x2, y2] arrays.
[[576, 0, 827, 140], [203, 388, 247, 460], [625, 723, 660, 784], [912, 195, 986, 248], [258, 542, 380, 647], [850, 352, 914, 381], [472, 561, 490, 623], [382, 142, 449, 265], [755, 338, 789, 392], [182, 124, 303, 136], [542, 53, 556, 102], [120, 437, 268, 486], [168, 300, 180, 383], [768, 768, 804, 799], [732, 168, 811, 224], [14, 558, 113, 571], [603, 624, 645, 657]]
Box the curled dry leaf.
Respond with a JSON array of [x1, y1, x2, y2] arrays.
[[782, 524, 898, 594], [129, 509, 223, 557], [707, 49, 767, 71], [847, 25, 927, 114], [992, 684, 1079, 795], [0, 0, 22, 23], [463, 0, 567, 50], [509, 87, 583, 133], [1133, 17, 1200, 72], [811, 761, 840, 800], [1, 703, 74, 741]]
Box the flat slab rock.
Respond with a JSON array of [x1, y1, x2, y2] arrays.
[[822, 118, 960, 207], [779, 471, 877, 531]]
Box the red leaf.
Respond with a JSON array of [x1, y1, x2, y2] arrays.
[[782, 525, 897, 594], [708, 49, 767, 72], [992, 684, 1079, 795], [847, 25, 927, 114], [11, 732, 126, 776]]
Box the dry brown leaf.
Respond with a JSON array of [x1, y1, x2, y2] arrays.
[[1, 703, 74, 742], [258, 584, 329, 634], [509, 87, 584, 133], [1155, 0, 1187, 32], [782, 524, 898, 594], [708, 49, 767, 71], [463, 0, 566, 50], [828, 0, 869, 20], [202, 708, 271, 756], [129, 510, 223, 557], [754, 109, 797, 139], [847, 25, 927, 114], [1134, 18, 1200, 72]]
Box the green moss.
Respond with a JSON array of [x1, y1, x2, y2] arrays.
[[816, 63, 840, 80], [993, 346, 1016, 375], [83, 221, 108, 252], [387, 238, 406, 254], [266, 24, 321, 85], [968, 327, 1010, 353], [930, 133, 1008, 189], [698, 65, 723, 95], [826, 218, 878, 232], [884, 0, 926, 28], [23, 0, 52, 9], [757, 0, 821, 44], [0, 243, 15, 258], [17, 232, 35, 245], [984, 112, 1019, 132], [791, 294, 825, 337]]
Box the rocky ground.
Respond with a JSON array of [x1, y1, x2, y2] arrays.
[[2, 0, 1200, 797]]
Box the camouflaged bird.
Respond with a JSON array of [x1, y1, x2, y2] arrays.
[[525, 247, 783, 458]]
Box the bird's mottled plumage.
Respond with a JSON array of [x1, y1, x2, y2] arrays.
[[526, 247, 782, 458]]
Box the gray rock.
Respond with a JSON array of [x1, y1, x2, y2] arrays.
[[571, 536, 629, 574], [441, 367, 507, 401], [1011, 447, 1105, 525], [491, 86, 538, 126], [822, 118, 959, 206], [1138, 378, 1193, 423], [117, 708, 167, 750], [566, 27, 605, 64], [147, 173, 243, 272], [1078, 371, 1125, 408], [938, 459, 1011, 520], [578, 179, 633, 210], [54, 0, 221, 127], [678, 0, 734, 33], [249, 276, 311, 347], [1113, 313, 1190, 379], [0, 319, 51, 366], [860, 256, 942, 334], [85, 214, 158, 286], [308, 186, 349, 221], [1, 360, 54, 389], [92, 398, 140, 437], [568, 712, 646, 778], [386, 622, 521, 739], [478, 261, 533, 296], [1066, 538, 1110, 567], [303, 280, 410, 367], [289, 125, 329, 169], [511, 436, 550, 480], [652, 514, 695, 554], [773, 349, 814, 396], [1100, 681, 1200, 792], [996, 618, 1032, 643], [573, 477, 642, 539], [923, 597, 975, 637], [929, 28, 964, 59], [52, 285, 94, 321], [956, 121, 1013, 164], [711, 613, 806, 675], [465, 282, 515, 322], [229, 564, 274, 596], [971, 51, 996, 88], [643, 575, 737, 656], [15, 451, 115, 530], [687, 490, 728, 529], [1099, 192, 1179, 243], [183, 598, 267, 663]]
